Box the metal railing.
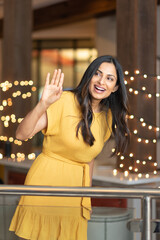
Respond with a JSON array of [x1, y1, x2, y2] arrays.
[[1, 185, 160, 240]]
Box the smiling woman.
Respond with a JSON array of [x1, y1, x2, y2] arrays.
[[9, 55, 129, 240]]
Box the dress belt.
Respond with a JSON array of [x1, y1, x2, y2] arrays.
[[42, 148, 91, 220]]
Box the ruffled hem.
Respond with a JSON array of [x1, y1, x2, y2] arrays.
[[9, 205, 88, 240]]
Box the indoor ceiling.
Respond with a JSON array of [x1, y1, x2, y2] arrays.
[[32, 0, 66, 9], [0, 0, 115, 39], [0, 0, 67, 18], [0, 0, 95, 39]]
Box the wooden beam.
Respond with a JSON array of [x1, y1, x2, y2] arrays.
[[0, 0, 160, 37], [0, 0, 116, 37], [33, 0, 116, 31]]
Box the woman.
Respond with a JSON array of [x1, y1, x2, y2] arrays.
[[9, 55, 129, 240]]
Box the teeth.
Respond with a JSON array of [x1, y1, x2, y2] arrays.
[[95, 86, 105, 91]]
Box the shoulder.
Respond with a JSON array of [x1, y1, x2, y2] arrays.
[[61, 90, 75, 101], [60, 91, 78, 108], [48, 91, 76, 111]]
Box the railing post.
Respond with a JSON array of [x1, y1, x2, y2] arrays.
[[142, 196, 152, 240]]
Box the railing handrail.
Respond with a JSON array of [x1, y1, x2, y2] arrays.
[[0, 185, 160, 198], [1, 185, 159, 240]]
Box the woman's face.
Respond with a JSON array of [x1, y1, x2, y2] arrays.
[[89, 62, 118, 104]]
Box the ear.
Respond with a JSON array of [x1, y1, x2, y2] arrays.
[[112, 85, 119, 93]]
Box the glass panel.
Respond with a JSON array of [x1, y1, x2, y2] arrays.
[[75, 48, 97, 86], [0, 195, 134, 240], [40, 49, 59, 87], [59, 49, 74, 89]]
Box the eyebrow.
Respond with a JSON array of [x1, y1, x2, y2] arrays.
[[97, 69, 117, 80]]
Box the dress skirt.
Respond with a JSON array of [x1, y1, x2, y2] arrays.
[[9, 151, 91, 240]]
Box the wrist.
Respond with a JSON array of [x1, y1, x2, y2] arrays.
[[39, 99, 50, 110]]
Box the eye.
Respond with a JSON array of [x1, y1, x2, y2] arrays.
[[107, 76, 114, 81], [94, 71, 101, 77]]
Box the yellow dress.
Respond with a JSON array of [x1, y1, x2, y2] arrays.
[[9, 91, 112, 240]]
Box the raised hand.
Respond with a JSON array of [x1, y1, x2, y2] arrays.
[[41, 69, 64, 107]]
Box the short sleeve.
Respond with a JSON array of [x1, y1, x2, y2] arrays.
[[104, 109, 112, 142], [42, 97, 63, 136]]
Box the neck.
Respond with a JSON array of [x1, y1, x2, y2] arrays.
[[91, 100, 101, 113]]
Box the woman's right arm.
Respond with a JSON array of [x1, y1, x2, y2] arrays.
[[16, 69, 64, 140]]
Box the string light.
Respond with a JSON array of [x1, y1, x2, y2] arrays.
[[113, 169, 118, 176], [129, 114, 160, 133], [129, 88, 133, 93], [0, 80, 36, 110], [142, 86, 146, 91], [28, 153, 36, 160], [133, 129, 138, 134], [1, 115, 24, 128], [138, 173, 142, 178], [0, 81, 12, 91], [129, 153, 134, 157], [127, 86, 160, 99], [138, 138, 142, 142], [129, 115, 134, 119], [124, 72, 160, 99], [134, 90, 138, 95], [135, 70, 140, 74], [0, 135, 23, 146], [0, 80, 36, 151], [120, 164, 124, 168], [112, 148, 115, 153], [0, 151, 36, 161], [131, 128, 158, 144], [148, 156, 152, 160], [124, 171, 129, 177], [124, 71, 129, 75]]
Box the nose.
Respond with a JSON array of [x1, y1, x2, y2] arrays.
[[99, 76, 106, 85]]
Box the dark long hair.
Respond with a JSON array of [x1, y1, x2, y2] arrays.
[[71, 55, 130, 154]]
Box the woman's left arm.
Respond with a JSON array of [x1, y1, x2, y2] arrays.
[[88, 159, 94, 186]]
